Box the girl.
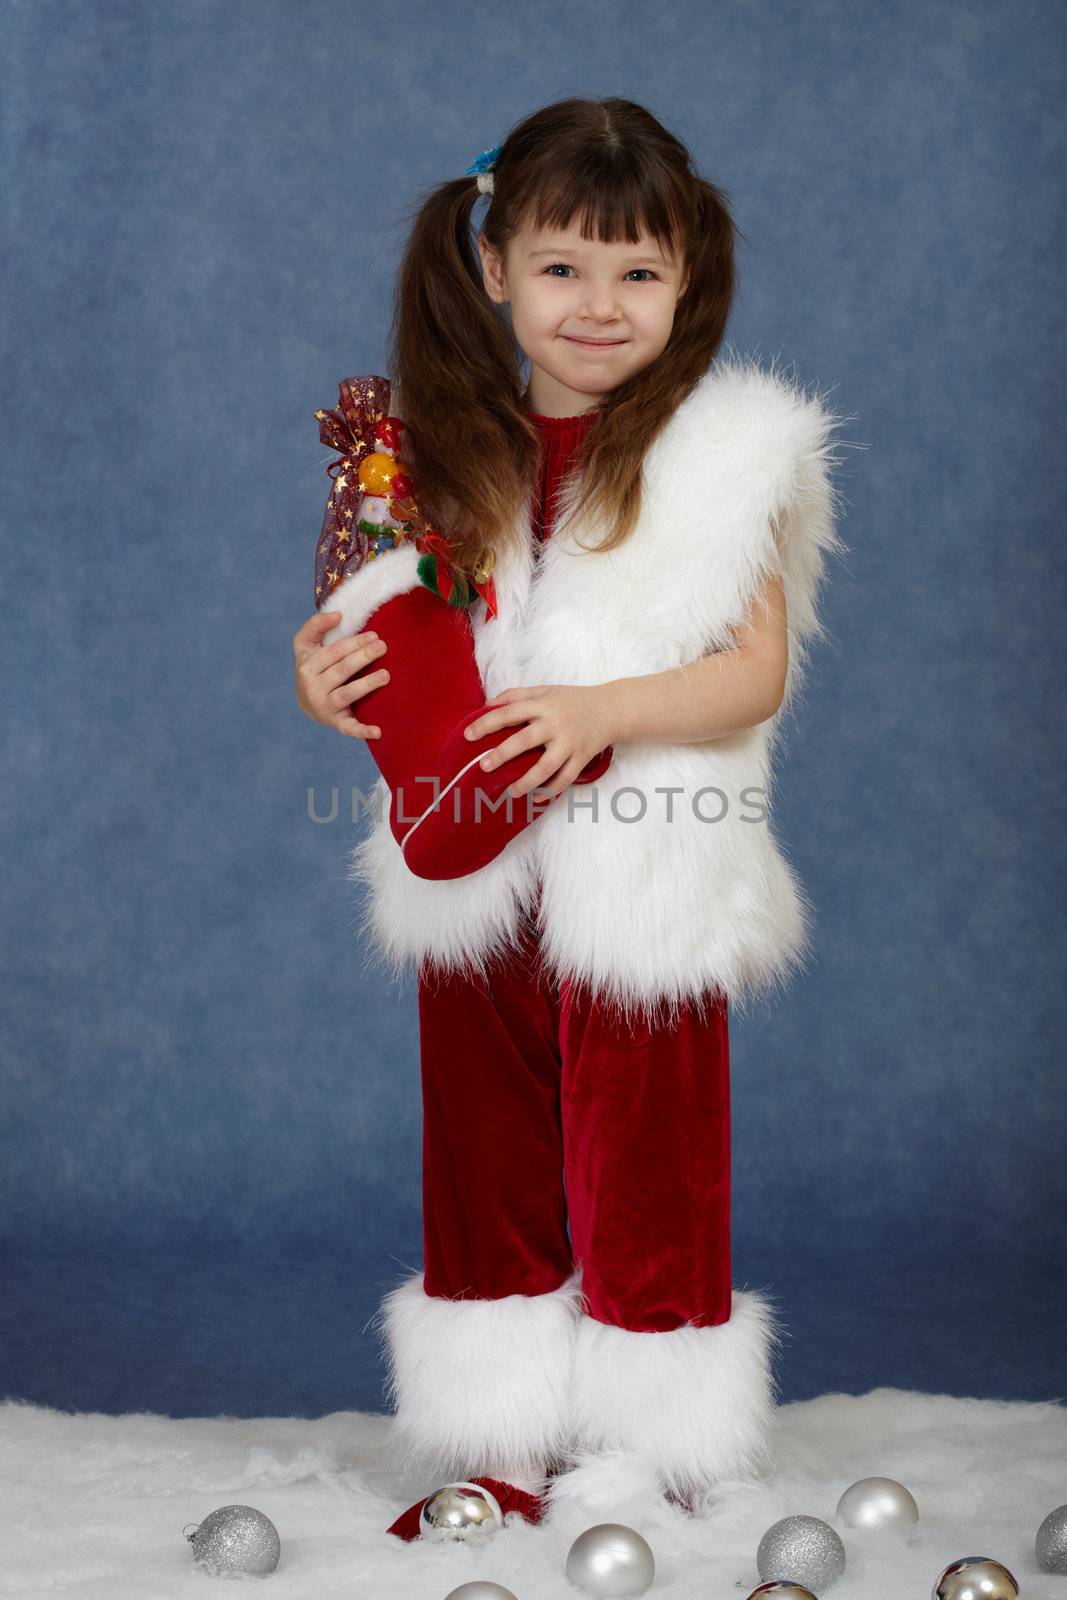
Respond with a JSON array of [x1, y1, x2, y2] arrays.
[[292, 96, 847, 1536]]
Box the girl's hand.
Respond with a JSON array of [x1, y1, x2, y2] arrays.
[[292, 610, 390, 739], [463, 684, 619, 799]]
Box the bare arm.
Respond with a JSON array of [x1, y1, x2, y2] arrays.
[[600, 570, 789, 745]]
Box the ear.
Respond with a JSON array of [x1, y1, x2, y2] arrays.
[[477, 232, 507, 305]]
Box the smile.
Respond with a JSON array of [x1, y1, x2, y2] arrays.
[[564, 336, 628, 348]]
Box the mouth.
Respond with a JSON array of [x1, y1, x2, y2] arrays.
[[563, 336, 628, 348]]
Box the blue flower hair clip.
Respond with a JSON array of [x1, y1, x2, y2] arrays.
[[465, 143, 502, 195]]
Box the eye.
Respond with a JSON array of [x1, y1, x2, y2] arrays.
[[543, 264, 659, 281]]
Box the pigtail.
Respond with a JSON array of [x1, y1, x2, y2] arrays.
[[384, 179, 535, 580]]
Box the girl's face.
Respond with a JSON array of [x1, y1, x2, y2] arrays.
[[478, 217, 689, 416]]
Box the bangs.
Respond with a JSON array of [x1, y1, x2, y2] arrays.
[[517, 157, 691, 263]]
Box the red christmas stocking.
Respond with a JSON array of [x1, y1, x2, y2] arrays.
[[334, 578, 612, 880], [313, 373, 612, 881]]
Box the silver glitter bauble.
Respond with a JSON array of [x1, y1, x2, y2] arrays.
[[757, 1515, 847, 1590], [419, 1480, 503, 1544], [444, 1584, 519, 1599], [184, 1503, 281, 1575], [835, 1475, 919, 1529], [746, 1584, 818, 1599], [1036, 1504, 1067, 1574], [565, 1522, 655, 1597], [931, 1555, 1019, 1599]]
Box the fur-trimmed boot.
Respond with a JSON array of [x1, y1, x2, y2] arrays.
[[541, 1288, 783, 1536], [371, 1268, 585, 1536]]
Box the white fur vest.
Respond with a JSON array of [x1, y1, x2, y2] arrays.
[[321, 355, 847, 1023]]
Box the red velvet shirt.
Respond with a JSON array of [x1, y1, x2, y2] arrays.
[[526, 405, 600, 543]]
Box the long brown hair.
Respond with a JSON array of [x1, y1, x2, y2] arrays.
[[387, 97, 740, 577]]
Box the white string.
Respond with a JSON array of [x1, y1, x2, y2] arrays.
[[399, 747, 509, 854]]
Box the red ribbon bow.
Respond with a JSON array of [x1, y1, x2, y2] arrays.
[[312, 376, 391, 608], [313, 375, 497, 621]]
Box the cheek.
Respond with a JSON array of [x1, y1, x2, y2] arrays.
[[635, 303, 677, 350], [636, 291, 674, 326], [510, 298, 557, 346]]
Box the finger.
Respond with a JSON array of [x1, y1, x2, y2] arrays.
[[465, 704, 506, 738], [325, 629, 385, 668], [463, 701, 537, 741], [478, 726, 543, 773], [508, 764, 559, 800], [482, 686, 550, 709], [332, 713, 381, 739], [312, 629, 385, 675], [320, 636, 388, 690], [295, 615, 379, 668], [306, 609, 343, 636], [337, 626, 383, 654], [508, 745, 575, 800], [337, 667, 391, 708], [293, 609, 343, 652], [539, 754, 586, 800]]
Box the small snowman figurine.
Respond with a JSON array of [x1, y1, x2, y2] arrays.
[[353, 414, 420, 560]]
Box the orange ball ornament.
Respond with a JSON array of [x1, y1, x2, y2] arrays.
[[358, 451, 403, 496]]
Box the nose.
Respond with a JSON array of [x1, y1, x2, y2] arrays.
[[579, 304, 620, 326], [576, 283, 623, 323]]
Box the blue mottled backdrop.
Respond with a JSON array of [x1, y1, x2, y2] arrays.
[[2, 0, 1064, 1418]]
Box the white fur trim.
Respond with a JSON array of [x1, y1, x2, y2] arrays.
[[755, 359, 852, 722], [369, 1268, 584, 1486], [541, 1448, 691, 1538], [346, 776, 541, 989], [564, 1289, 783, 1501], [318, 540, 423, 644]]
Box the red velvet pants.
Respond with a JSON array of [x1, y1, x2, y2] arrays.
[[417, 893, 733, 1334]]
